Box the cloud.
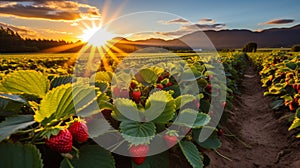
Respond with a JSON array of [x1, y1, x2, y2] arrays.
[[157, 23, 226, 37], [263, 18, 294, 25], [0, 22, 38, 38], [161, 18, 189, 24], [199, 18, 215, 23], [0, 1, 100, 21], [0, 21, 73, 39]]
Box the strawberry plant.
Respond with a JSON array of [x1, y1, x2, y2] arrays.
[[0, 52, 248, 167], [248, 51, 300, 138], [0, 70, 114, 167]]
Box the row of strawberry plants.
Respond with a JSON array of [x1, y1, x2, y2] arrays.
[[0, 52, 246, 168], [248, 51, 300, 138]]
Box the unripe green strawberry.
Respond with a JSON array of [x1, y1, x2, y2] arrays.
[[129, 144, 149, 165], [68, 121, 89, 143], [46, 129, 73, 153]]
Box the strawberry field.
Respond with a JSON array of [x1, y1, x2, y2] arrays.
[[0, 51, 299, 168], [248, 51, 300, 137]]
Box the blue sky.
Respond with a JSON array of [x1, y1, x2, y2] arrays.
[[0, 0, 299, 41], [88, 0, 299, 29]]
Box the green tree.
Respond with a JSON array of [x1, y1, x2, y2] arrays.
[[242, 42, 257, 52], [291, 44, 300, 52]]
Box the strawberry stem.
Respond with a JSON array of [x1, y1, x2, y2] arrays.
[[108, 139, 126, 152], [72, 146, 80, 158], [65, 158, 74, 168], [214, 149, 232, 161]]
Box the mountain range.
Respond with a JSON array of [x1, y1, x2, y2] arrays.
[[114, 24, 300, 50]]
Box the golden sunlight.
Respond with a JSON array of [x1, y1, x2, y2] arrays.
[[79, 24, 115, 47]]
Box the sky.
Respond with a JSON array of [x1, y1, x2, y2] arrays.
[[0, 0, 299, 41]]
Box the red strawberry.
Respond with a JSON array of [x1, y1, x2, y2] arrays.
[[296, 84, 300, 91], [130, 82, 137, 89], [205, 84, 212, 93], [157, 76, 164, 82], [222, 101, 227, 108], [294, 98, 299, 105], [164, 134, 178, 148], [68, 121, 89, 143], [217, 128, 224, 136], [46, 129, 73, 153], [166, 82, 172, 87], [156, 83, 164, 89], [129, 144, 149, 165], [164, 72, 170, 78], [132, 90, 141, 102], [208, 75, 214, 80], [102, 109, 112, 118], [289, 102, 295, 111]]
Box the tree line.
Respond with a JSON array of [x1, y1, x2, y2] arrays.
[[0, 26, 82, 53]]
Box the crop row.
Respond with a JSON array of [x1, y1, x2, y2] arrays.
[[0, 52, 246, 168], [248, 51, 300, 138]]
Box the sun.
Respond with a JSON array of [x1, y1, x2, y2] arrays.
[[79, 24, 115, 47]]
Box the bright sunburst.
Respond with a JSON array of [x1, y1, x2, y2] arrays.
[[79, 24, 115, 47]]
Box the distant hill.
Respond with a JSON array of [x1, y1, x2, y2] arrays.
[[115, 24, 300, 50], [1, 24, 300, 53], [179, 24, 300, 49]]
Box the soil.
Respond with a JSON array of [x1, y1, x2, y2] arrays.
[[207, 62, 300, 168]]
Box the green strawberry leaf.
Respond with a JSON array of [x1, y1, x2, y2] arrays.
[[197, 79, 208, 89], [175, 95, 197, 110], [296, 108, 300, 118], [35, 84, 100, 125], [145, 91, 176, 124], [176, 109, 210, 128], [0, 142, 43, 168], [93, 81, 109, 93], [113, 98, 141, 121], [144, 91, 176, 123], [87, 118, 112, 138], [270, 99, 284, 110], [179, 141, 203, 168], [60, 145, 115, 168], [91, 71, 113, 83], [0, 115, 35, 142], [120, 120, 156, 145], [50, 75, 73, 90], [286, 62, 297, 70], [76, 92, 111, 117], [0, 93, 27, 116], [193, 113, 211, 128], [199, 99, 210, 113], [0, 70, 49, 98], [135, 69, 158, 84], [193, 130, 221, 149]]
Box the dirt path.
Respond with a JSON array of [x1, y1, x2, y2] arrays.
[[207, 62, 300, 168]]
